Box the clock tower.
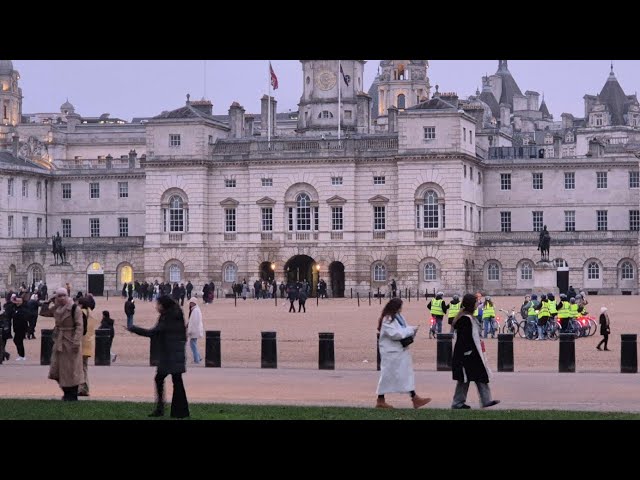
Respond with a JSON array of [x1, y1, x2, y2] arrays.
[[296, 60, 369, 135]]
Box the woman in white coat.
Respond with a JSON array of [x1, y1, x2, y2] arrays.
[[376, 298, 431, 409], [187, 298, 204, 364]]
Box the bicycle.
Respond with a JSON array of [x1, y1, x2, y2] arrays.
[[518, 319, 539, 340], [428, 316, 437, 339], [499, 308, 519, 336]]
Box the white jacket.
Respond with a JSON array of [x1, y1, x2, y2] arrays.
[[187, 305, 204, 338]]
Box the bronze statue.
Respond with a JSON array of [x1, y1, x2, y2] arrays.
[[52, 232, 67, 265], [537, 225, 551, 261]]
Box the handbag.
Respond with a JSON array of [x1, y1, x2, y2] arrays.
[[400, 336, 414, 347]]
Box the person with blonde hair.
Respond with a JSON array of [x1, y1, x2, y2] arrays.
[[596, 307, 611, 351]]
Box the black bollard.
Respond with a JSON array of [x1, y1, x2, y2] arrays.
[[106, 290, 109, 300], [316, 295, 319, 307], [558, 333, 576, 372], [369, 292, 371, 306], [497, 333, 514, 372], [436, 333, 454, 371], [261, 331, 277, 368], [408, 290, 411, 302], [621, 334, 638, 373], [94, 329, 111, 366], [40, 329, 54, 365], [399, 290, 402, 299], [205, 330, 221, 368], [376, 332, 381, 371], [357, 292, 360, 307], [234, 295, 237, 307], [350, 288, 352, 299], [150, 335, 160, 367], [318, 332, 335, 370], [274, 294, 277, 307]]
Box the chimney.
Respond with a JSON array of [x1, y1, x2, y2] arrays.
[[356, 92, 371, 134], [228, 102, 245, 139], [561, 113, 574, 129], [128, 149, 137, 168], [106, 154, 112, 169], [244, 115, 255, 137], [553, 135, 562, 158], [260, 95, 277, 137], [191, 99, 213, 115], [387, 106, 398, 133], [525, 91, 539, 111], [67, 112, 81, 132], [499, 104, 511, 128], [12, 134, 19, 157]]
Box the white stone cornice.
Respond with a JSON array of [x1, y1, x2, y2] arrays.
[[368, 194, 390, 205], [256, 196, 276, 205], [220, 197, 240, 207], [326, 195, 347, 205]]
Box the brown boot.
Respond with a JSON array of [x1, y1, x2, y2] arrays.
[[375, 398, 394, 409], [412, 395, 432, 409]]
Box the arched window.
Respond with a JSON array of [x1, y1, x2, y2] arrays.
[[424, 262, 436, 281], [588, 262, 600, 280], [169, 264, 181, 283], [554, 258, 569, 268], [397, 94, 406, 109], [30, 265, 44, 284], [169, 195, 184, 232], [488, 262, 500, 281], [224, 263, 237, 283], [423, 190, 439, 229], [373, 263, 386, 282], [296, 193, 311, 231], [621, 261, 634, 280], [8, 265, 16, 286], [520, 263, 532, 280]]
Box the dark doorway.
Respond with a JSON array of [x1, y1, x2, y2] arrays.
[[557, 270, 569, 295], [284, 255, 317, 295], [259, 261, 275, 282], [329, 261, 345, 298], [88, 274, 105, 296]]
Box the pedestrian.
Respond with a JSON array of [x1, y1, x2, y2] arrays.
[[124, 296, 135, 329], [11, 296, 28, 361], [596, 307, 611, 351], [451, 293, 500, 409], [427, 291, 448, 334], [187, 298, 204, 364], [99, 311, 117, 362], [288, 286, 298, 313], [298, 288, 307, 313], [1, 305, 11, 361], [375, 298, 431, 409], [78, 296, 97, 397], [127, 295, 189, 418], [40, 288, 84, 401]]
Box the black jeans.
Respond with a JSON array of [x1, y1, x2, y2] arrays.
[[13, 332, 25, 357], [597, 333, 609, 349], [154, 372, 190, 418], [289, 300, 296, 312], [298, 301, 306, 313]]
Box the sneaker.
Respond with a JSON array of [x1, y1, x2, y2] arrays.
[[482, 400, 501, 408], [15, 356, 25, 361], [604, 348, 612, 351], [452, 404, 471, 409], [412, 395, 432, 409]]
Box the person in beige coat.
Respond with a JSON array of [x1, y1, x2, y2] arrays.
[[78, 296, 97, 396], [40, 287, 84, 401]]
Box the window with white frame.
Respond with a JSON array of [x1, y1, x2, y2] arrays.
[[630, 210, 640, 231], [261, 207, 273, 231], [532, 211, 544, 232], [168, 195, 186, 232], [169, 264, 181, 283], [565, 211, 575, 232], [331, 206, 343, 231], [422, 190, 439, 229], [90, 218, 100, 237], [373, 263, 386, 282], [7, 178, 14, 196], [423, 126, 435, 140], [90, 182, 100, 199], [594, 115, 603, 127], [621, 261, 634, 280], [119, 217, 129, 237], [62, 183, 71, 199], [500, 173, 511, 190], [224, 263, 237, 283], [7, 215, 13, 237], [630, 171, 639, 189], [374, 206, 386, 231], [261, 178, 273, 187], [544, 134, 553, 145], [62, 219, 71, 237], [488, 262, 500, 281], [296, 193, 311, 231], [564, 172, 575, 190], [597, 210, 608, 231], [36, 181, 42, 199], [500, 211, 511, 232], [565, 132, 574, 143], [22, 216, 28, 237], [373, 176, 385, 185], [532, 172, 543, 190], [22, 180, 28, 197], [118, 182, 129, 198], [587, 262, 600, 279], [225, 208, 236, 232], [424, 262, 436, 281], [596, 171, 607, 189], [319, 111, 333, 119], [554, 258, 568, 268], [225, 179, 236, 188], [36, 217, 42, 238], [520, 262, 532, 280], [169, 134, 181, 147], [331, 176, 343, 186]]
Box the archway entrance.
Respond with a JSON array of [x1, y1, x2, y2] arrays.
[[554, 258, 569, 295], [87, 262, 105, 296], [118, 264, 133, 288], [284, 255, 318, 296], [259, 261, 275, 282], [329, 261, 345, 297]]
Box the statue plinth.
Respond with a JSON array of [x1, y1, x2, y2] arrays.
[[47, 263, 74, 291], [534, 261, 556, 294]]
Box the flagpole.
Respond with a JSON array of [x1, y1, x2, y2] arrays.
[[338, 60, 341, 140], [268, 61, 271, 144]]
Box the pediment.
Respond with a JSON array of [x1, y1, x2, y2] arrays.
[[368, 195, 389, 204], [326, 195, 347, 205], [256, 196, 277, 205], [220, 197, 239, 207]]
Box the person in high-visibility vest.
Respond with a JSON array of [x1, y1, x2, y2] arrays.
[[482, 296, 496, 338], [547, 293, 557, 323], [448, 294, 461, 332], [536, 294, 550, 340], [556, 293, 570, 331], [427, 292, 448, 334]]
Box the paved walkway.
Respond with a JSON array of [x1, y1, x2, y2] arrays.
[[1, 365, 638, 412]]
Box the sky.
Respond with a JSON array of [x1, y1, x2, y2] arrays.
[[12, 60, 639, 122]]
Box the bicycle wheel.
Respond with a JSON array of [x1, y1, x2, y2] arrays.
[[547, 322, 561, 341], [517, 321, 528, 338], [588, 319, 598, 337]]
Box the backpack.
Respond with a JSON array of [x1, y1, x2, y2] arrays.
[[520, 303, 529, 320], [71, 304, 88, 336]]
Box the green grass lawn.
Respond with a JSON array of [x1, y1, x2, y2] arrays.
[[1, 399, 639, 420]]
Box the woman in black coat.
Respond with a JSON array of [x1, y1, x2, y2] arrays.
[[128, 295, 189, 418]]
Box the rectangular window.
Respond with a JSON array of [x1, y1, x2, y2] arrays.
[[261, 207, 273, 231], [90, 182, 100, 199], [532, 172, 543, 190], [225, 208, 236, 232], [208, 135, 214, 145], [478, 209, 481, 231], [463, 165, 467, 178], [22, 217, 28, 237], [225, 179, 236, 188], [288, 207, 293, 231], [478, 172, 482, 184], [36, 181, 42, 199], [630, 171, 640, 189], [532, 211, 544, 232], [373, 206, 386, 231], [630, 210, 640, 231], [62, 183, 71, 199], [314, 206, 319, 231], [331, 176, 343, 186], [564, 210, 575, 232], [344, 110, 352, 120], [464, 206, 467, 230], [8, 215, 13, 237], [423, 126, 435, 140], [331, 206, 343, 231], [118, 182, 129, 198], [500, 211, 511, 232], [463, 127, 466, 142], [169, 134, 181, 147], [564, 172, 575, 190], [118, 217, 129, 237], [22, 180, 28, 197], [596, 171, 607, 189], [90, 218, 100, 237], [261, 178, 273, 187], [470, 206, 474, 231], [37, 217, 42, 238], [470, 167, 473, 180], [470, 130, 473, 144], [373, 176, 385, 185], [62, 219, 71, 237], [500, 173, 511, 190], [8, 178, 14, 196], [597, 210, 608, 231]]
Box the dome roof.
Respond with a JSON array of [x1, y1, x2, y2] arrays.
[[0, 60, 14, 75], [60, 99, 75, 113]]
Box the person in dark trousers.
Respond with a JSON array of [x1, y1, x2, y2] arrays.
[[185, 281, 193, 300], [596, 307, 611, 351], [99, 311, 117, 362], [279, 282, 285, 299], [25, 294, 40, 339], [427, 292, 448, 334], [124, 297, 135, 329], [298, 288, 307, 313], [390, 279, 397, 298], [288, 287, 298, 313], [121, 283, 127, 298], [179, 283, 186, 306], [1, 306, 11, 361], [12, 296, 28, 360], [128, 295, 189, 418]]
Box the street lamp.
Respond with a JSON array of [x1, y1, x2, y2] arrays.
[[270, 263, 275, 270]]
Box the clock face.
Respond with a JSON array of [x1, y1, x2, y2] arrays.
[[316, 70, 337, 91]]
